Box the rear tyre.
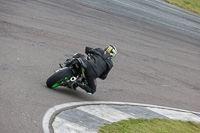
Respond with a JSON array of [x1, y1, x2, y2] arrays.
[[46, 67, 74, 88]]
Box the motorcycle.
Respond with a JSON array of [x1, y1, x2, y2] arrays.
[[46, 58, 87, 90]]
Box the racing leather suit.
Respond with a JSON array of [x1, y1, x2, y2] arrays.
[[72, 46, 113, 94]]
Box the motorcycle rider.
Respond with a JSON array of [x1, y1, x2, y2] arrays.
[[60, 45, 117, 94]]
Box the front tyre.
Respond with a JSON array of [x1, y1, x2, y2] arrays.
[[46, 67, 74, 88]]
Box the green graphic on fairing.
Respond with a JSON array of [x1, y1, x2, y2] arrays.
[[82, 67, 85, 78], [52, 75, 71, 88]]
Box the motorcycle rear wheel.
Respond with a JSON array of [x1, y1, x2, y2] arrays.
[[46, 67, 73, 88]]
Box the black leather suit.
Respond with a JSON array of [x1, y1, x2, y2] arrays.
[[72, 47, 113, 94]]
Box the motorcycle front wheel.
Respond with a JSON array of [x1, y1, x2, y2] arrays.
[[46, 67, 74, 88]]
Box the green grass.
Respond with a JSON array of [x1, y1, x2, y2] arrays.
[[98, 118, 200, 133], [164, 0, 200, 14]]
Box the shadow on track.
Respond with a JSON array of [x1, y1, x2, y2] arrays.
[[44, 85, 100, 101]]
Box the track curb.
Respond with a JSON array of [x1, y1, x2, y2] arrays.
[[43, 101, 200, 133]]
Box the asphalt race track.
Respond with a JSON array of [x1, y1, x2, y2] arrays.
[[0, 0, 200, 132]]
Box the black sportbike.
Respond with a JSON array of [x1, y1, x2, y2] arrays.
[[46, 58, 87, 90]]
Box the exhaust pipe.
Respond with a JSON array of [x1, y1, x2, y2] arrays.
[[70, 77, 77, 82]]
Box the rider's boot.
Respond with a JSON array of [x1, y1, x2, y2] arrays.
[[77, 81, 93, 94]]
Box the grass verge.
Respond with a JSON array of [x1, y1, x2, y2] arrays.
[[164, 0, 200, 14], [98, 118, 200, 133]]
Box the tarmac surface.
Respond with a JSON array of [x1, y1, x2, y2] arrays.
[[43, 101, 200, 133], [0, 0, 200, 132]]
